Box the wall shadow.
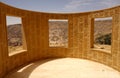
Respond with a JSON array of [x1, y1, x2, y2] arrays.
[[5, 58, 59, 78]]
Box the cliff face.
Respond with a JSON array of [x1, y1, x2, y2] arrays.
[[7, 20, 112, 46], [94, 20, 112, 45], [49, 21, 68, 47], [94, 20, 112, 39], [7, 24, 22, 46]]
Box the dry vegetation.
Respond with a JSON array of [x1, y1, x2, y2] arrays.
[[94, 19, 112, 51], [8, 46, 23, 53], [7, 24, 23, 53], [7, 19, 112, 52], [49, 21, 68, 47]]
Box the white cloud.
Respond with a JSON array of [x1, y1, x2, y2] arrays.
[[63, 0, 120, 12], [6, 16, 22, 25], [63, 0, 92, 10], [99, 0, 120, 7]]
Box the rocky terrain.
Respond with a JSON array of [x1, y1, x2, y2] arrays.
[[7, 19, 112, 51], [49, 21, 68, 47], [7, 24, 22, 46], [94, 19, 112, 45]]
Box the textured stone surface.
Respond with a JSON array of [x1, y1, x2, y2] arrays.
[[5, 58, 120, 78], [0, 2, 120, 78]]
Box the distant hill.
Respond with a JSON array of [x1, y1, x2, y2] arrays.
[[7, 24, 22, 46], [7, 20, 112, 46], [94, 20, 112, 45], [49, 21, 68, 47], [94, 20, 112, 39]]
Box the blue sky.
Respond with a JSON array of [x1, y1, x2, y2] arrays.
[[1, 0, 120, 25], [6, 16, 22, 25], [1, 0, 120, 13]]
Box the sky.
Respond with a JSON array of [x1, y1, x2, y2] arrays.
[[0, 0, 120, 13], [1, 0, 120, 25], [6, 16, 22, 25]]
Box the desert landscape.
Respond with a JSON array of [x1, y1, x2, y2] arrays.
[[49, 20, 68, 47], [7, 19, 112, 53], [94, 19, 112, 51], [7, 24, 23, 53]]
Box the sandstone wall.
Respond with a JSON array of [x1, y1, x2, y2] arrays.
[[0, 2, 120, 78]]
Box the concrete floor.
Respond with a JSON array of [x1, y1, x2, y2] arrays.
[[5, 58, 120, 78]]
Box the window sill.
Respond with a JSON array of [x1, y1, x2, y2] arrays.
[[91, 48, 111, 54], [9, 50, 27, 56]]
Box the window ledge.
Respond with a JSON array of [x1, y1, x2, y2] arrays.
[[91, 48, 111, 54], [9, 50, 27, 56]]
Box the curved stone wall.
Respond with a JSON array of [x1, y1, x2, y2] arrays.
[[0, 2, 120, 78]]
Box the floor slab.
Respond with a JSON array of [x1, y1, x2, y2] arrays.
[[5, 58, 120, 78]]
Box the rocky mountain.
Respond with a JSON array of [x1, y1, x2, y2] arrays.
[[94, 20, 112, 45], [94, 20, 112, 38], [49, 21, 68, 47], [7, 19, 112, 46], [7, 24, 22, 46]]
